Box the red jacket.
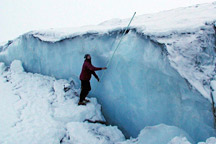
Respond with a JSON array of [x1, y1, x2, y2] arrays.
[[80, 60, 102, 81]]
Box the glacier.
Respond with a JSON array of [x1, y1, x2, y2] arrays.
[[0, 60, 215, 144], [1, 2, 216, 143]]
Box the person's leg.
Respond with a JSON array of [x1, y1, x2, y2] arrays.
[[83, 81, 91, 102], [79, 80, 90, 105], [79, 80, 86, 103], [83, 91, 90, 102], [79, 89, 86, 103]]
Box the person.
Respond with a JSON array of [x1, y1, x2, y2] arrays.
[[78, 54, 107, 105]]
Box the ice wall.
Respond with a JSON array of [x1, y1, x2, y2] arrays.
[[0, 30, 215, 143]]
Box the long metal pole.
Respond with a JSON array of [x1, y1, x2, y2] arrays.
[[92, 12, 136, 94]]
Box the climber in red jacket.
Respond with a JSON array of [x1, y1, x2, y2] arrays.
[[78, 54, 107, 105]]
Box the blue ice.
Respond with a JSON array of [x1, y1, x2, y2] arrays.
[[0, 30, 215, 143]]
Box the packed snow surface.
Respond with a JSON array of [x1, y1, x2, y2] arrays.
[[0, 60, 124, 144]]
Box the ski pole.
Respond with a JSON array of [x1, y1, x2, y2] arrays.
[[92, 12, 136, 94]]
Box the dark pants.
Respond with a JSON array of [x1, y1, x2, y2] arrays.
[[79, 80, 91, 102]]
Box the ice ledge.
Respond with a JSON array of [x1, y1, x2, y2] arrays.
[[27, 2, 216, 43]]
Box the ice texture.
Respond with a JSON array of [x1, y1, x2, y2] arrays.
[[1, 61, 216, 144], [0, 62, 5, 74], [210, 80, 216, 104], [0, 29, 215, 143], [0, 2, 216, 143]]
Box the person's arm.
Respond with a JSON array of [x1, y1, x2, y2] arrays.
[[92, 71, 100, 81], [86, 62, 106, 71]]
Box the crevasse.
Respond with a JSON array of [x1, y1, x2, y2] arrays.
[[0, 29, 215, 143]]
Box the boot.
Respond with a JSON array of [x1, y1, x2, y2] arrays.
[[78, 101, 86, 106], [84, 99, 90, 103]]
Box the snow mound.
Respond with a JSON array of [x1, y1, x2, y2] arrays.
[[118, 124, 194, 144], [198, 137, 216, 144], [10, 60, 24, 73], [168, 137, 191, 144], [61, 122, 125, 144], [0, 60, 123, 144], [136, 124, 193, 144]]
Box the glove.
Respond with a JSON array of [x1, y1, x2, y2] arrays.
[[96, 77, 100, 82]]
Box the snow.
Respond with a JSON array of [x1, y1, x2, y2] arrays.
[[0, 60, 124, 144], [210, 80, 216, 104], [29, 2, 216, 42], [198, 137, 216, 144], [0, 62, 6, 74], [0, 41, 7, 47], [0, 2, 216, 143], [168, 137, 191, 144], [10, 60, 24, 73], [134, 124, 194, 144], [24, 1, 216, 102], [117, 124, 194, 144], [2, 2, 215, 101], [0, 64, 20, 142], [154, 21, 216, 100], [0, 21, 215, 143], [63, 122, 125, 144], [211, 80, 216, 90], [0, 60, 216, 144]]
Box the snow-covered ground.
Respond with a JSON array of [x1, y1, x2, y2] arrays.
[[0, 60, 125, 144], [0, 60, 216, 144]]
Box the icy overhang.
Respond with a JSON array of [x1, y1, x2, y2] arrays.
[[29, 2, 216, 43]]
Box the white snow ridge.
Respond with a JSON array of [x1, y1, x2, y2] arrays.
[[1, 1, 216, 144]]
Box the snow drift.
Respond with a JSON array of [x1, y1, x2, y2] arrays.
[[0, 2, 216, 143]]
